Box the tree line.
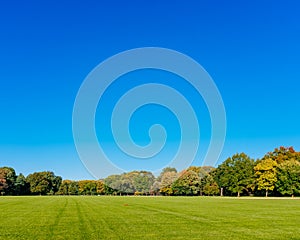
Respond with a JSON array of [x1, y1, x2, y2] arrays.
[[1, 146, 300, 197]]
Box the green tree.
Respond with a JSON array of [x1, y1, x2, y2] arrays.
[[185, 166, 216, 196], [68, 181, 79, 195], [214, 153, 255, 197], [254, 158, 277, 197], [201, 174, 219, 196], [119, 175, 135, 194], [131, 171, 155, 194], [104, 175, 122, 195], [276, 160, 300, 196], [26, 171, 62, 195], [172, 170, 200, 196], [57, 180, 71, 195], [14, 173, 29, 195], [105, 171, 155, 195]]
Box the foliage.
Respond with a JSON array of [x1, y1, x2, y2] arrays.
[[78, 180, 98, 195], [1, 146, 300, 197], [26, 171, 62, 195], [172, 170, 200, 196], [156, 167, 177, 183], [275, 159, 300, 196], [14, 173, 30, 195], [254, 158, 277, 197], [213, 153, 256, 196], [104, 171, 155, 195], [57, 180, 79, 195], [201, 174, 219, 196], [0, 167, 17, 195], [263, 146, 300, 164], [159, 171, 178, 195], [104, 174, 122, 194]]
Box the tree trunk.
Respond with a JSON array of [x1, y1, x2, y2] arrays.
[[265, 190, 268, 197], [237, 192, 240, 197]]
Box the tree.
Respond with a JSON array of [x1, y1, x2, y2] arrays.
[[263, 146, 300, 164], [104, 171, 155, 195], [186, 166, 202, 174], [104, 174, 122, 195], [14, 173, 29, 195], [0, 167, 17, 195], [51, 173, 62, 194], [57, 180, 71, 195], [254, 158, 277, 197], [213, 153, 255, 197], [68, 181, 79, 195], [119, 175, 135, 194], [150, 180, 161, 195], [57, 180, 79, 195], [78, 180, 97, 195], [201, 166, 215, 174], [96, 180, 106, 195], [201, 174, 219, 196], [26, 171, 62, 195], [131, 171, 155, 194], [276, 160, 300, 196], [185, 166, 216, 196], [159, 171, 178, 195], [160, 167, 177, 174], [156, 167, 177, 182], [0, 176, 7, 195], [172, 170, 200, 196], [104, 173, 133, 195]]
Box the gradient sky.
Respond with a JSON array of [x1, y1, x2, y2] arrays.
[[0, 1, 299, 179]]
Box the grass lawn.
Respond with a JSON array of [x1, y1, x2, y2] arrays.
[[0, 196, 299, 239]]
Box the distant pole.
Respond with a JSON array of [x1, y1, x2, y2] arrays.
[[220, 187, 223, 197]]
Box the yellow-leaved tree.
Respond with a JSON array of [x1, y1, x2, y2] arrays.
[[254, 158, 277, 197]]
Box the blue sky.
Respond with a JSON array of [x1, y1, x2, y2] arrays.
[[0, 1, 299, 179]]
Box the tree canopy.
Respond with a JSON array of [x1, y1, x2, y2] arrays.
[[1, 146, 299, 197]]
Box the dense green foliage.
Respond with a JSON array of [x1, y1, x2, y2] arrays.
[[213, 153, 256, 197], [104, 171, 155, 195], [1, 146, 300, 197], [0, 196, 299, 240], [26, 171, 62, 195]]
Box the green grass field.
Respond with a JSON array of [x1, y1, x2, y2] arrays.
[[0, 196, 299, 240]]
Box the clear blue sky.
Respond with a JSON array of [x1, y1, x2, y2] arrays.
[[0, 1, 299, 179]]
